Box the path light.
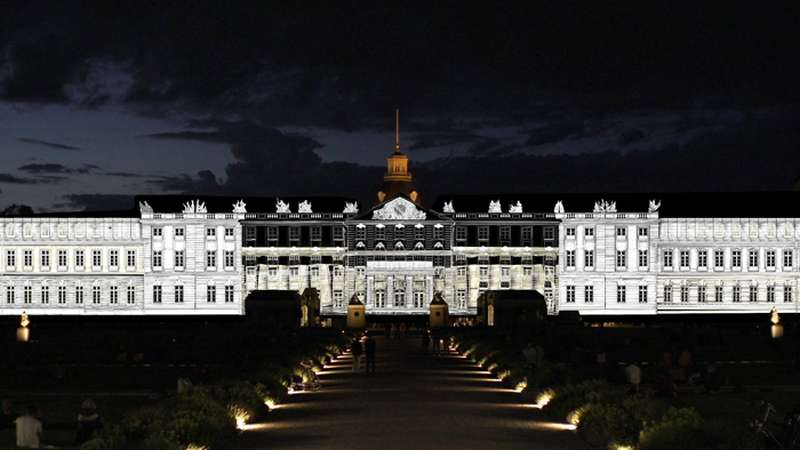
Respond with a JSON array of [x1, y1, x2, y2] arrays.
[[16, 311, 30, 343], [486, 363, 498, 373], [229, 405, 250, 430], [534, 389, 555, 409], [566, 405, 588, 427], [263, 396, 278, 410], [514, 379, 527, 393], [613, 446, 634, 450], [186, 445, 208, 450]]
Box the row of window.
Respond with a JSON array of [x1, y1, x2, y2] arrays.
[[565, 226, 649, 239], [152, 226, 235, 239], [3, 249, 136, 270], [357, 226, 444, 241], [4, 284, 235, 305], [564, 284, 794, 304], [151, 250, 235, 270], [454, 226, 555, 242], [663, 248, 794, 270], [245, 226, 344, 241]]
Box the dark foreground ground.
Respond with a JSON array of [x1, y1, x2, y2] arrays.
[[228, 335, 585, 450]]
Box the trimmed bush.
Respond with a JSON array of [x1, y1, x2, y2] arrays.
[[638, 407, 705, 450]]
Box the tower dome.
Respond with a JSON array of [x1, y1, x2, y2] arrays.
[[377, 110, 420, 204]]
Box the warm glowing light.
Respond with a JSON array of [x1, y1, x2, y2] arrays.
[[566, 405, 587, 426], [229, 405, 250, 430], [486, 363, 498, 373], [536, 422, 577, 431], [534, 389, 555, 409], [186, 444, 209, 450], [263, 397, 277, 410], [613, 446, 634, 450], [515, 379, 528, 392]]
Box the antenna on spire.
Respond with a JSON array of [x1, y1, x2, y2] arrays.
[[395, 108, 400, 153]]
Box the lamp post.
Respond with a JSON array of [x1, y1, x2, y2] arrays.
[[16, 311, 30, 343], [770, 307, 783, 339]]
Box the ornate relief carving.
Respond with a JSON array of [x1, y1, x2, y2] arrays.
[[372, 197, 426, 220]]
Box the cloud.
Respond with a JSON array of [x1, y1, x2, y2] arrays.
[[17, 138, 82, 151], [0, 173, 62, 184], [102, 171, 148, 178], [55, 194, 134, 211], [17, 163, 99, 174]]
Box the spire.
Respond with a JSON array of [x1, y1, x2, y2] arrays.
[[394, 108, 401, 153]]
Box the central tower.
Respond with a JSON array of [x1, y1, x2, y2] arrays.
[[377, 110, 420, 204]]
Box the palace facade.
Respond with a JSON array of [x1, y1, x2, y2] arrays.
[[1, 146, 798, 317]]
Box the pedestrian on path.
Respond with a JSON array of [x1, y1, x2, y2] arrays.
[[365, 334, 376, 374], [15, 405, 42, 449], [351, 337, 363, 373]]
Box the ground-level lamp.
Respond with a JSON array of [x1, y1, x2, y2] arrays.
[[16, 311, 30, 343], [770, 307, 784, 339]]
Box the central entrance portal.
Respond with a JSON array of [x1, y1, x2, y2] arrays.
[[364, 260, 435, 317]]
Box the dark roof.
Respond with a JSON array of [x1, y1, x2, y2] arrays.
[[432, 192, 800, 218], [135, 195, 357, 214], [348, 294, 363, 305]]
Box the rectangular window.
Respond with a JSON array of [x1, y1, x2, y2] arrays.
[[92, 250, 101, 267], [24, 286, 31, 304], [698, 285, 707, 303], [749, 249, 759, 268], [767, 286, 775, 302], [41, 250, 49, 267], [58, 286, 66, 304], [479, 266, 489, 278], [616, 250, 626, 268], [680, 286, 688, 302], [767, 250, 776, 268], [175, 227, 185, 237], [785, 286, 793, 303], [308, 226, 321, 242], [732, 250, 742, 268], [153, 285, 162, 303], [175, 285, 184, 303], [733, 285, 741, 303], [784, 250, 793, 269], [289, 267, 299, 276], [206, 285, 217, 303], [224, 250, 235, 268], [664, 285, 672, 303], [566, 250, 575, 268], [455, 226, 467, 241], [152, 227, 162, 237], [680, 250, 690, 268], [109, 286, 118, 304], [584, 285, 594, 303], [23, 250, 32, 267], [663, 250, 673, 268], [749, 286, 758, 302], [127, 286, 135, 304], [639, 285, 648, 303], [334, 226, 345, 241], [456, 290, 466, 309], [584, 227, 595, 237], [75, 286, 84, 304], [698, 250, 707, 269], [6, 250, 15, 267], [499, 226, 511, 243], [566, 286, 576, 303], [375, 290, 385, 308], [92, 286, 101, 304], [289, 227, 300, 241], [225, 227, 235, 238], [415, 225, 425, 240], [175, 250, 185, 269], [565, 227, 576, 237], [127, 250, 136, 267], [374, 226, 386, 241], [639, 249, 648, 267], [478, 226, 489, 242], [715, 286, 723, 303], [616, 226, 627, 237], [393, 290, 405, 307], [638, 227, 648, 237], [206, 251, 216, 268], [715, 250, 724, 268], [206, 227, 216, 238], [6, 286, 14, 304], [75, 250, 84, 268], [520, 226, 532, 245], [333, 290, 344, 308], [268, 267, 278, 277], [616, 285, 626, 303], [109, 250, 119, 268], [153, 251, 162, 268], [41, 286, 49, 304], [544, 226, 555, 241], [310, 266, 320, 278], [585, 250, 594, 268], [267, 227, 279, 241]]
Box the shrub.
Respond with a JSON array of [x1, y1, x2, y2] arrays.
[[545, 379, 615, 422], [208, 379, 264, 423], [638, 407, 705, 450], [578, 402, 633, 448]]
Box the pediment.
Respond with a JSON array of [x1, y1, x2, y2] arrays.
[[372, 197, 427, 220]]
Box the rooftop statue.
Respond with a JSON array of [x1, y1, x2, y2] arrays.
[[298, 200, 313, 213], [275, 199, 291, 213], [343, 202, 359, 214], [232, 200, 247, 214], [442, 201, 455, 213], [182, 199, 207, 214], [648, 199, 661, 213], [593, 199, 617, 213], [138, 200, 153, 214], [508, 201, 523, 213], [554, 200, 565, 214], [488, 200, 502, 213]]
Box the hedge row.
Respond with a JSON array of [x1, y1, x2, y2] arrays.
[[80, 334, 348, 450]]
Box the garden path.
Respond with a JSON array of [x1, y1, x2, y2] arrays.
[[231, 335, 585, 449]]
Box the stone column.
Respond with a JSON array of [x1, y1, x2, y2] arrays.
[[406, 275, 413, 308], [426, 274, 434, 307], [386, 275, 394, 309], [366, 275, 374, 307]]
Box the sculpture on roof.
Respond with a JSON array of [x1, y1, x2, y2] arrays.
[[138, 201, 153, 214], [343, 201, 359, 214], [554, 200, 565, 214], [182, 199, 207, 214], [488, 200, 502, 213], [275, 199, 291, 213], [442, 201, 455, 213], [232, 200, 247, 214], [508, 201, 523, 213], [593, 199, 617, 213], [648, 199, 661, 213], [298, 200, 313, 213]]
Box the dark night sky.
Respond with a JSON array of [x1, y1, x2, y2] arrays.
[[1, 2, 799, 211]]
